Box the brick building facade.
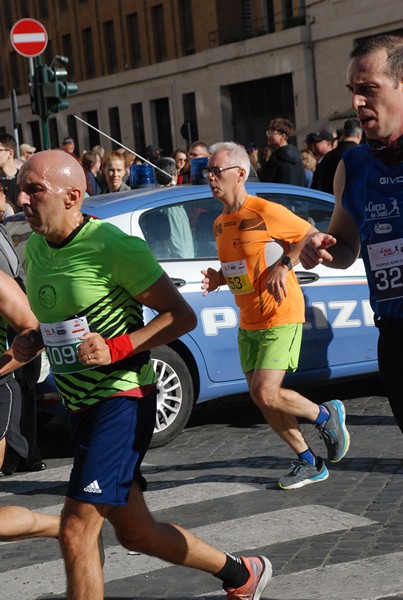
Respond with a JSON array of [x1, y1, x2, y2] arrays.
[[0, 0, 402, 156]]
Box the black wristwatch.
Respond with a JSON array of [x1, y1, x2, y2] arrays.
[[280, 256, 292, 270]]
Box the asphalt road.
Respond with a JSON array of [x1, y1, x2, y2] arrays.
[[1, 377, 403, 600]]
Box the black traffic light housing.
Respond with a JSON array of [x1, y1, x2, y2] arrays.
[[29, 55, 78, 119]]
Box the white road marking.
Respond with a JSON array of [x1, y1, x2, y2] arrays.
[[199, 552, 403, 600], [0, 504, 375, 600]]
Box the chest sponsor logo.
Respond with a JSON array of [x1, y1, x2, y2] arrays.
[[374, 223, 393, 234], [365, 198, 400, 220], [379, 176, 403, 184], [38, 284, 56, 309]]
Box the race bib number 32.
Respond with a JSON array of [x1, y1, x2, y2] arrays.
[[40, 317, 91, 374], [368, 238, 403, 302]]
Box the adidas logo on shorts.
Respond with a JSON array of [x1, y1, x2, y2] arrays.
[[83, 480, 102, 494]]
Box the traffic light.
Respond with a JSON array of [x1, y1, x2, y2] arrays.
[[29, 62, 45, 117], [29, 56, 78, 119], [42, 58, 78, 114]]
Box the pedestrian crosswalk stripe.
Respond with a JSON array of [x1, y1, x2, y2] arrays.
[[198, 552, 403, 600], [0, 504, 375, 599], [0, 464, 72, 497]]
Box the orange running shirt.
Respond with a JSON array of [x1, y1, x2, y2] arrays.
[[215, 195, 311, 330]]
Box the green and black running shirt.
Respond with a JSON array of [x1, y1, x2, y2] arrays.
[[25, 218, 164, 412]]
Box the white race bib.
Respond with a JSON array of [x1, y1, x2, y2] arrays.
[[40, 317, 92, 374], [222, 260, 254, 295]]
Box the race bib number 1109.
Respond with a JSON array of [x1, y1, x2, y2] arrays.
[[40, 317, 91, 374]]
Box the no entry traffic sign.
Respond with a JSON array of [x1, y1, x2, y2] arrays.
[[10, 18, 48, 58]]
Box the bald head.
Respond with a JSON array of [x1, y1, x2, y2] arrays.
[[19, 149, 87, 199], [18, 149, 88, 243]]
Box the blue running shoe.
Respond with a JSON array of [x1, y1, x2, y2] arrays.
[[316, 399, 350, 463], [277, 457, 329, 490]]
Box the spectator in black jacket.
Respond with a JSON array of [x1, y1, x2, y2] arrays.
[[312, 119, 362, 194], [259, 118, 305, 186]]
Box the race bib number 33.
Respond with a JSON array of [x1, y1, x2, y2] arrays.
[[40, 317, 91, 374], [222, 260, 254, 295]]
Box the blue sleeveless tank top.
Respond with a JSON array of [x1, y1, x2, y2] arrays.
[[342, 145, 403, 318]]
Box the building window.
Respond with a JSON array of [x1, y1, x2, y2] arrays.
[[281, 0, 305, 28], [182, 92, 198, 144], [152, 97, 172, 155], [19, 0, 30, 16], [62, 34, 74, 78], [103, 21, 118, 73], [3, 3, 14, 29], [178, 0, 195, 55], [108, 107, 121, 150], [29, 120, 42, 151], [9, 53, 21, 94], [38, 0, 48, 18], [126, 13, 142, 68], [131, 103, 145, 155], [67, 114, 79, 155], [83, 110, 100, 149], [82, 28, 96, 78], [151, 4, 167, 62], [230, 73, 295, 149], [48, 118, 59, 149], [265, 0, 276, 33], [44, 39, 53, 66]]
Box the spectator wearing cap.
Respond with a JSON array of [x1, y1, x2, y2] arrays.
[[312, 119, 363, 194], [259, 118, 305, 186], [62, 137, 76, 155], [309, 129, 335, 163], [19, 144, 36, 162], [309, 130, 336, 190], [145, 144, 162, 165]]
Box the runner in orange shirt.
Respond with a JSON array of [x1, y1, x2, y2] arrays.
[[202, 142, 350, 489]]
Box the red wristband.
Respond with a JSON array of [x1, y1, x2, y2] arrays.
[[104, 334, 134, 363]]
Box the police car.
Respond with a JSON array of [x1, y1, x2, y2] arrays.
[[82, 182, 378, 447]]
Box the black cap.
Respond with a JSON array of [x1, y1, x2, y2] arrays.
[[307, 129, 335, 143], [146, 144, 162, 154]]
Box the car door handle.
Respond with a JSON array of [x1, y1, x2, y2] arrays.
[[295, 271, 320, 285], [171, 278, 187, 288]]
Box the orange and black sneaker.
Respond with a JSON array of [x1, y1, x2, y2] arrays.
[[225, 556, 272, 600]]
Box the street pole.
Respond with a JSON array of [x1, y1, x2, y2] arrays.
[[10, 89, 20, 157], [33, 56, 50, 150]]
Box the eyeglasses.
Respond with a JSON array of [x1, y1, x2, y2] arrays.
[[266, 129, 283, 136], [201, 166, 241, 178], [0, 187, 8, 195]]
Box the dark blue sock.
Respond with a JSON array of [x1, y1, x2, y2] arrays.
[[298, 448, 316, 465], [314, 405, 330, 425]]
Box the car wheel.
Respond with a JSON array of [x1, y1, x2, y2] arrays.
[[149, 345, 194, 448]]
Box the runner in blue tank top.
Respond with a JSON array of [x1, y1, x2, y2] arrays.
[[301, 34, 403, 434]]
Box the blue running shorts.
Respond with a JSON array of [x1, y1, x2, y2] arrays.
[[67, 391, 156, 505]]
